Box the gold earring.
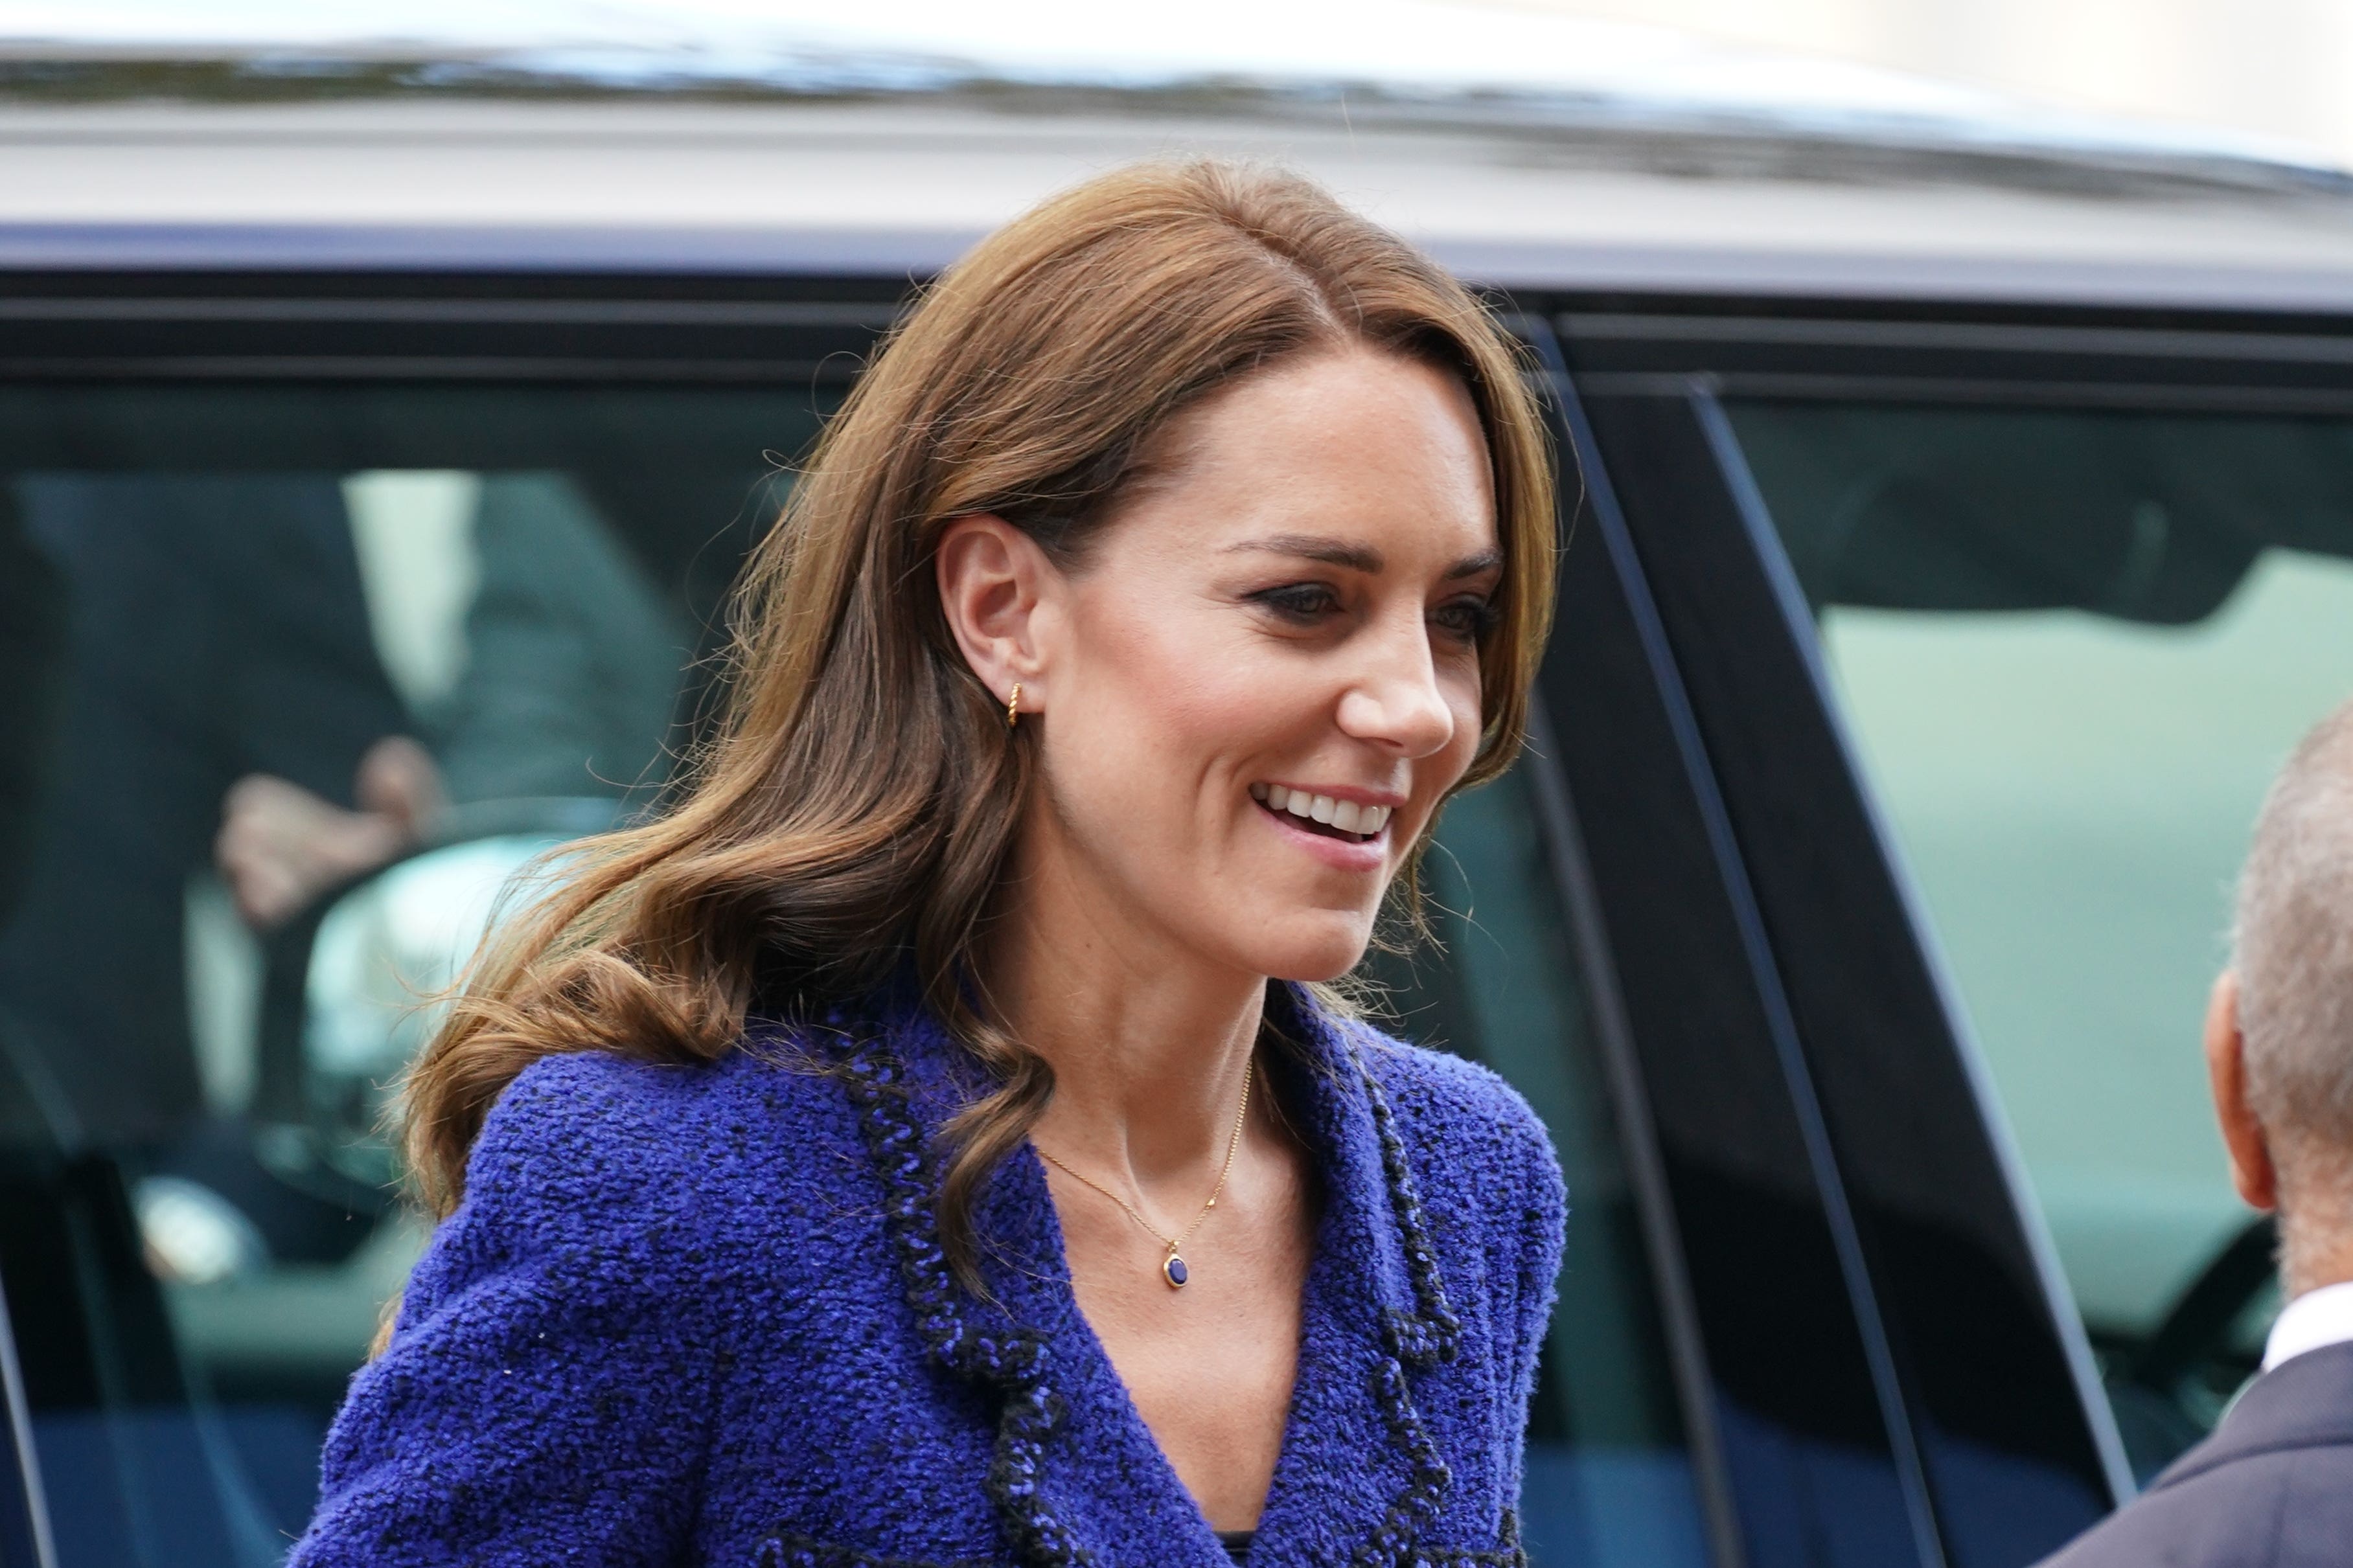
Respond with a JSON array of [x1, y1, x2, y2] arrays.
[[1007, 682, 1021, 731]]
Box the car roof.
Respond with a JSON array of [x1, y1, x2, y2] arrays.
[[6, 0, 2353, 312]]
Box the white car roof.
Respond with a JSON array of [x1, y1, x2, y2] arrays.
[[6, 0, 2353, 311]]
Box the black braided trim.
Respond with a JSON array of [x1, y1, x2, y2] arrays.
[[755, 1535, 998, 1568], [834, 1038, 1094, 1568], [1342, 1036, 1482, 1565], [1346, 1350, 1451, 1567], [1419, 1506, 1529, 1567], [1353, 1045, 1463, 1369]]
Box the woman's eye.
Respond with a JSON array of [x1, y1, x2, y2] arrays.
[[1432, 597, 1498, 643], [1250, 583, 1343, 623]]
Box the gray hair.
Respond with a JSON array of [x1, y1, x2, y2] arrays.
[[2235, 698, 2353, 1199]]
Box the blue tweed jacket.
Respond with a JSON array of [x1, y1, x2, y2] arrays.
[[292, 985, 1566, 1567]]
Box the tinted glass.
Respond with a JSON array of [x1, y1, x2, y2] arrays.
[[1371, 771, 1710, 1568], [2, 379, 1706, 1560], [1724, 402, 2353, 1479], [0, 383, 821, 1562]]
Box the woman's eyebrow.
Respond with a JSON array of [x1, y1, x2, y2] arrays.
[[1223, 534, 1384, 573], [1446, 549, 1505, 581], [1223, 536, 1496, 580], [1223, 536, 1503, 581]]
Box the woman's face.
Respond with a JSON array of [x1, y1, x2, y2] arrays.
[[969, 347, 1502, 985]]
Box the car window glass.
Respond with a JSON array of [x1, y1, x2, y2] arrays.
[[1723, 401, 2353, 1481], [2, 380, 1712, 1562], [1370, 771, 1711, 1568], [0, 384, 820, 1563]]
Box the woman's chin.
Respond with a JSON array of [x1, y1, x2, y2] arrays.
[[1243, 920, 1379, 986]]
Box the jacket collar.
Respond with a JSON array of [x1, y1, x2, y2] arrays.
[[2153, 1338, 2353, 1494], [825, 983, 1465, 1568]]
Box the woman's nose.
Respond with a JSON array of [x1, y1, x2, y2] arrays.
[[1335, 628, 1457, 758]]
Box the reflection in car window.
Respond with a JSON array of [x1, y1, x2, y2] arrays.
[[1726, 402, 2353, 1481], [0, 384, 821, 1563], [1, 383, 1706, 1560], [1373, 771, 1709, 1568]]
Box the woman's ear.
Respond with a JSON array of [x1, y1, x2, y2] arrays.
[[935, 515, 1057, 714]]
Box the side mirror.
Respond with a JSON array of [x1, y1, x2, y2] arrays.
[[298, 833, 573, 1188], [254, 800, 614, 1205]]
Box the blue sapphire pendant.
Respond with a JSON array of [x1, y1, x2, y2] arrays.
[[1162, 1253, 1189, 1288]]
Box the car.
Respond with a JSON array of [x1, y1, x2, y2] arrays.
[[7, 8, 2353, 1565]]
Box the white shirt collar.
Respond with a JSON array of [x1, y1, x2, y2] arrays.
[[2261, 1279, 2353, 1372]]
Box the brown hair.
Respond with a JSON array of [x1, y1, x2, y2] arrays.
[[400, 159, 1559, 1288]]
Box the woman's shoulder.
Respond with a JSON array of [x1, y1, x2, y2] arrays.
[[1337, 1017, 1562, 1198], [1340, 1016, 1542, 1134], [488, 1034, 848, 1144], [393, 1033, 873, 1342], [460, 1036, 860, 1238]]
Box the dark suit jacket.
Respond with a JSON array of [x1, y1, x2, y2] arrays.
[[2043, 1341, 2353, 1568]]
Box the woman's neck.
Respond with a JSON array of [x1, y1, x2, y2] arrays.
[[987, 834, 1267, 1192]]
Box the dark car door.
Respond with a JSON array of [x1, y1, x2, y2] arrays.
[[1554, 297, 2353, 1555], [1508, 313, 2131, 1568]]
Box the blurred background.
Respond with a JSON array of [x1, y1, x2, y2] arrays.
[[1509, 1, 2353, 170], [4, 3, 2353, 1567], [14, 0, 2353, 160]]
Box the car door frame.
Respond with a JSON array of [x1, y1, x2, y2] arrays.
[[0, 1264, 57, 1568], [1541, 291, 2353, 1552]]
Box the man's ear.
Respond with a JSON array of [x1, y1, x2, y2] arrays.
[[935, 514, 1057, 714], [2207, 969, 2280, 1212]]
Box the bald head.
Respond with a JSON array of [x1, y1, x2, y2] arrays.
[[2232, 698, 2353, 1245]]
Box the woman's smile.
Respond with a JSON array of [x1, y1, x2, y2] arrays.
[[1247, 781, 1395, 870], [1248, 781, 1395, 839]]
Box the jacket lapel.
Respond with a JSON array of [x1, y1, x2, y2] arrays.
[[832, 986, 1463, 1568], [1249, 991, 1463, 1567]]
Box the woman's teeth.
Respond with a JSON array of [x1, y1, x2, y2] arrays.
[[1248, 782, 1391, 837]]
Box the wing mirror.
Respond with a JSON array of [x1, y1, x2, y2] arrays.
[[254, 799, 614, 1203]]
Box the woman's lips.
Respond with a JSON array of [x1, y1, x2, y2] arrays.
[[1250, 791, 1390, 870], [1248, 782, 1393, 839]]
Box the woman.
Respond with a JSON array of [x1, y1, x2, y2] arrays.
[[296, 161, 1565, 1568]]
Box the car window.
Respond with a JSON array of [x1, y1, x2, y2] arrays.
[[0, 383, 822, 1563], [1370, 770, 1711, 1568], [1721, 401, 2353, 1479], [1, 379, 1711, 1560]]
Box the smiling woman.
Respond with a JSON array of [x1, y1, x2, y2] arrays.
[[294, 161, 1563, 1567]]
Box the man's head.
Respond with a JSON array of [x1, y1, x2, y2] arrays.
[[2211, 696, 2353, 1296]]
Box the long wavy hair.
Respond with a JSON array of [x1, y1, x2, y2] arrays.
[[400, 160, 1559, 1289]]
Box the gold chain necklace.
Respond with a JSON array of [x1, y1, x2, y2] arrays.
[[1034, 1061, 1252, 1290]]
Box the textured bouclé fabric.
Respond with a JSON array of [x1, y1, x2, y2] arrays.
[[292, 984, 1567, 1567]]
